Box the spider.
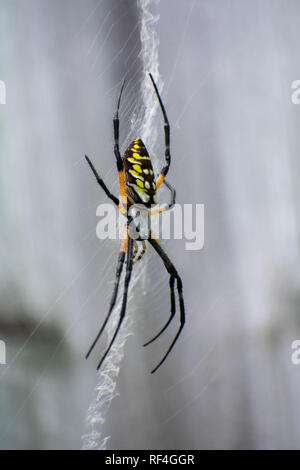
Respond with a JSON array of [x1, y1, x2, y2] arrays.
[[85, 74, 185, 374]]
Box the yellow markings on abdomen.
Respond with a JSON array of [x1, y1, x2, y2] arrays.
[[136, 179, 144, 188], [133, 152, 150, 160], [129, 169, 144, 181], [133, 164, 142, 173], [127, 183, 150, 204], [127, 158, 140, 165]]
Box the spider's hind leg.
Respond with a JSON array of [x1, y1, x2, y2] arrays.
[[143, 275, 175, 346], [147, 234, 185, 374], [86, 228, 129, 361], [96, 235, 134, 370]]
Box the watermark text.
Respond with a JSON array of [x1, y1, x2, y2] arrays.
[[0, 340, 6, 365], [291, 340, 300, 365], [0, 80, 6, 104], [95, 203, 204, 251]]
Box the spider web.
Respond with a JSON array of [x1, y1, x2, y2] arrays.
[[81, 0, 163, 450], [2, 0, 300, 451]]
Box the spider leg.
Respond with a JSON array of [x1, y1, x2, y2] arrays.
[[85, 155, 125, 214], [86, 228, 129, 360], [150, 179, 176, 216], [113, 80, 127, 206], [132, 239, 139, 260], [163, 180, 176, 208], [146, 181, 177, 339], [96, 235, 134, 370], [149, 73, 170, 190], [143, 275, 175, 346], [133, 240, 146, 265], [147, 233, 185, 374], [130, 240, 146, 265]]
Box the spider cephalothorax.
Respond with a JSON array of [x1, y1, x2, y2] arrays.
[[85, 74, 185, 374]]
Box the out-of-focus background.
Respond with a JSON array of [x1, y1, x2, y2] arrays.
[[1, 0, 300, 450]]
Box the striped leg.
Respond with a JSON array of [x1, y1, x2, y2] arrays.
[[96, 235, 134, 370], [85, 81, 127, 212], [113, 80, 127, 206], [149, 74, 171, 190], [132, 239, 139, 260], [147, 233, 185, 374], [150, 180, 176, 216], [133, 240, 146, 265], [144, 275, 175, 346], [85, 155, 125, 214], [86, 228, 129, 360]]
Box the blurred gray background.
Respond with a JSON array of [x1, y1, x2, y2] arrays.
[[1, 0, 300, 450]]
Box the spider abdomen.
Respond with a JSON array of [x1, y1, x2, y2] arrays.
[[123, 138, 157, 207]]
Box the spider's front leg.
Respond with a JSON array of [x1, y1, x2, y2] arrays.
[[85, 155, 125, 214], [85, 80, 128, 214], [149, 74, 171, 190], [113, 80, 127, 206]]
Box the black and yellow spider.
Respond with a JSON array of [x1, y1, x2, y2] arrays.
[[85, 74, 185, 374]]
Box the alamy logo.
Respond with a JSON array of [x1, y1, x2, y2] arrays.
[[0, 80, 6, 104], [291, 340, 300, 365], [0, 340, 6, 365], [96, 203, 204, 251]]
